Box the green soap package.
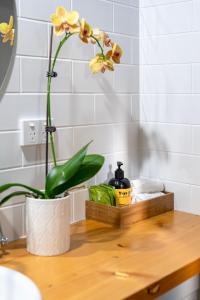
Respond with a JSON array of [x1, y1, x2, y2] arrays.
[[89, 184, 115, 206]]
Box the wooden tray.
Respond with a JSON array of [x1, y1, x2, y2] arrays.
[[86, 192, 174, 227]]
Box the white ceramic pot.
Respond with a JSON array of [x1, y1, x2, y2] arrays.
[[26, 195, 70, 256]]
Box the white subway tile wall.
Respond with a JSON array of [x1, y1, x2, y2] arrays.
[[72, 0, 113, 32], [21, 58, 72, 93], [139, 0, 200, 217], [0, 0, 139, 240], [140, 1, 200, 298]]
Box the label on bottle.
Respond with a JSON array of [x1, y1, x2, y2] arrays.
[[115, 188, 132, 206]]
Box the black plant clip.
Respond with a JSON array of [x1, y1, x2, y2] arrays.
[[46, 71, 58, 78], [46, 126, 57, 133]]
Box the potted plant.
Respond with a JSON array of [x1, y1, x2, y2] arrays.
[[0, 7, 122, 256]]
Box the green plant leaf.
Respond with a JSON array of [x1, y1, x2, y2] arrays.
[[0, 183, 45, 197], [0, 191, 32, 206], [46, 154, 104, 196], [65, 154, 105, 190], [45, 141, 92, 198]]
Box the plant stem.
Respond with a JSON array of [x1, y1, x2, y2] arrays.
[[47, 32, 105, 169], [47, 33, 75, 168], [90, 35, 104, 56]]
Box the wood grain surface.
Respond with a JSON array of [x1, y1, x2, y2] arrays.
[[1, 211, 200, 300]]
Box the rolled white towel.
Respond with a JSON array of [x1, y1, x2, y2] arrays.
[[131, 179, 165, 194], [135, 192, 165, 202]]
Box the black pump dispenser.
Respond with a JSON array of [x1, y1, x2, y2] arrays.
[[115, 162, 124, 180], [109, 162, 132, 206]]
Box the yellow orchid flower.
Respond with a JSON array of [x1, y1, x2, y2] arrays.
[[0, 16, 14, 46], [79, 19, 92, 43], [89, 54, 114, 74], [51, 6, 79, 35], [91, 28, 111, 47], [107, 43, 122, 64], [50, 6, 123, 73]]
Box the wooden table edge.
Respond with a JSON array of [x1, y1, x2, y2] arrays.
[[125, 249, 200, 299], [2, 211, 200, 300]]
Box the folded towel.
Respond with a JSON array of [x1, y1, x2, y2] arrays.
[[134, 192, 165, 202], [131, 179, 165, 194]]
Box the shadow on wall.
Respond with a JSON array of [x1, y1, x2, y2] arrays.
[[105, 164, 114, 183], [99, 78, 120, 183], [138, 125, 169, 178], [101, 78, 139, 182], [101, 74, 140, 182], [128, 95, 140, 180]]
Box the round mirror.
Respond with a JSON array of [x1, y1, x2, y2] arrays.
[[0, 0, 16, 94]]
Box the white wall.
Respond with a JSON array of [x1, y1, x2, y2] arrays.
[[139, 0, 200, 215], [139, 0, 200, 299], [0, 0, 139, 240]]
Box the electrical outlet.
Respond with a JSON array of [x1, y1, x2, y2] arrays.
[[20, 119, 52, 146], [39, 120, 48, 144], [20, 120, 40, 146]]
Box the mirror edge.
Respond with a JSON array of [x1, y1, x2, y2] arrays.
[[0, 0, 17, 100]]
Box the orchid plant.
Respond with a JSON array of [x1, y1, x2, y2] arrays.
[[48, 6, 122, 167], [0, 7, 123, 205]]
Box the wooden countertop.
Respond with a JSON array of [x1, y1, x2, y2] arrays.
[[1, 211, 200, 300]]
